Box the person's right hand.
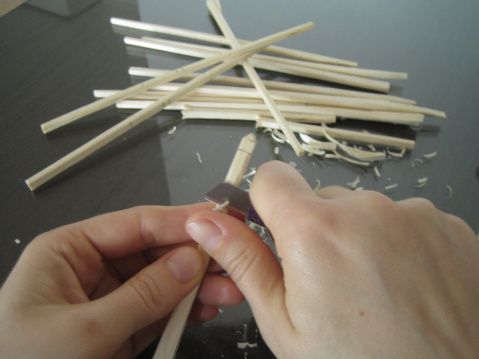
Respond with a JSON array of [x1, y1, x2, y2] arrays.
[[185, 161, 479, 359]]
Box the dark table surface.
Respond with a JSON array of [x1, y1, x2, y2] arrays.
[[1, 0, 478, 358]]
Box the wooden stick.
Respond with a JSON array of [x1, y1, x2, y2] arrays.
[[153, 133, 257, 359], [40, 21, 314, 134], [126, 36, 390, 92], [25, 48, 265, 190], [95, 84, 434, 123], [103, 96, 425, 126], [142, 36, 406, 81], [206, 0, 304, 156], [180, 108, 336, 124], [110, 17, 357, 67], [256, 119, 415, 149], [128, 67, 416, 104]]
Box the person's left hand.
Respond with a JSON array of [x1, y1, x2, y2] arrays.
[[0, 204, 243, 359]]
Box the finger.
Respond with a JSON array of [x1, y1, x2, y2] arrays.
[[197, 273, 244, 306], [250, 161, 321, 258], [188, 303, 219, 325], [110, 252, 149, 281], [250, 161, 318, 232], [88, 246, 206, 338], [68, 203, 211, 259], [185, 210, 294, 337], [316, 185, 352, 199], [148, 244, 225, 273]]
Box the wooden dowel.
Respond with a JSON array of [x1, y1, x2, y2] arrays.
[[127, 36, 390, 92], [104, 96, 425, 126], [40, 21, 314, 134], [206, 0, 304, 156], [140, 36, 406, 81], [153, 133, 257, 359], [96, 82, 437, 123], [256, 119, 415, 149], [25, 49, 265, 190], [128, 67, 416, 104], [180, 108, 336, 124], [251, 52, 407, 80], [110, 17, 357, 67]]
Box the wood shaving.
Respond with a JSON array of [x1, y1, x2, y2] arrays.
[[446, 185, 453, 199], [299, 133, 336, 151], [347, 176, 360, 189], [334, 151, 370, 167], [271, 129, 286, 143], [355, 186, 364, 191], [321, 127, 384, 162], [14, 239, 21, 244], [314, 179, 321, 193], [415, 177, 429, 188], [373, 166, 381, 178], [384, 183, 399, 191], [325, 153, 339, 159], [195, 152, 203, 164], [368, 144, 376, 151], [302, 144, 326, 157], [213, 200, 230, 212], [423, 151, 437, 159], [387, 148, 406, 158], [237, 342, 258, 349], [411, 158, 424, 168], [167, 126, 177, 135], [273, 146, 280, 155], [242, 167, 256, 179], [289, 161, 297, 168]]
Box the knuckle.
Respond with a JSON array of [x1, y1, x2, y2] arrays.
[[359, 190, 396, 212], [226, 244, 261, 286], [407, 197, 437, 211], [127, 271, 166, 316]]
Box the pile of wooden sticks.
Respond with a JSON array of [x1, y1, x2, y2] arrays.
[[26, 0, 445, 191]]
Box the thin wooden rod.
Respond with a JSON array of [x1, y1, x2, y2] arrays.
[[97, 92, 425, 126], [25, 50, 263, 190], [153, 133, 257, 359], [256, 119, 415, 149], [206, 0, 304, 156], [110, 17, 357, 67], [145, 83, 441, 118], [40, 21, 313, 134], [142, 36, 406, 80], [128, 67, 416, 104], [180, 108, 336, 124], [126, 36, 390, 92], [96, 82, 441, 121]]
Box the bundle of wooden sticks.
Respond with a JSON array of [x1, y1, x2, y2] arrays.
[[26, 0, 445, 191]]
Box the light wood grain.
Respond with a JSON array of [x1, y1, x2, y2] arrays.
[[128, 67, 416, 104], [26, 48, 265, 190], [127, 36, 390, 92], [206, 0, 304, 156], [40, 21, 313, 133], [153, 133, 257, 359], [256, 119, 415, 149], [0, 0, 26, 17], [110, 17, 357, 67]]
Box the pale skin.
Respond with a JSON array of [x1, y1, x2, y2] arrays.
[[1, 161, 479, 358]]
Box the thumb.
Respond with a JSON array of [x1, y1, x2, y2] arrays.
[[185, 211, 295, 342], [90, 246, 205, 338]]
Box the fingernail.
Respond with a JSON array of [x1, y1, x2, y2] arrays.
[[165, 247, 203, 283], [186, 220, 222, 252]]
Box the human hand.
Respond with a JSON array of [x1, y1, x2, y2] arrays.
[[185, 161, 479, 359], [0, 204, 243, 359]]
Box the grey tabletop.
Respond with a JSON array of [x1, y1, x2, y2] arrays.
[[1, 0, 478, 358]]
